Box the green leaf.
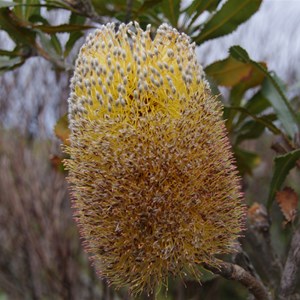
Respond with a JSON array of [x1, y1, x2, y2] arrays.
[[50, 34, 62, 56], [230, 45, 299, 138], [27, 13, 63, 55], [161, 0, 181, 27], [244, 91, 270, 115], [206, 53, 266, 130], [13, 0, 40, 21], [234, 91, 270, 126], [226, 64, 266, 125], [42, 0, 79, 11], [91, 0, 127, 17], [205, 57, 253, 87], [0, 48, 19, 56], [64, 31, 83, 57], [267, 149, 300, 209], [235, 120, 264, 145], [229, 45, 250, 63], [234, 147, 260, 175], [225, 106, 282, 136], [183, 0, 221, 32], [195, 0, 262, 44], [136, 0, 162, 14], [63, 13, 86, 58], [235, 114, 276, 145], [36, 31, 65, 67], [0, 8, 36, 45], [205, 56, 266, 91], [69, 12, 86, 25], [184, 0, 221, 16], [261, 76, 298, 139], [0, 55, 24, 70], [32, 23, 93, 33]]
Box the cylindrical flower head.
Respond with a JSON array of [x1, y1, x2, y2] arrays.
[[65, 22, 244, 295]]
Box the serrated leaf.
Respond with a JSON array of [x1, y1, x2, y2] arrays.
[[195, 0, 262, 44], [230, 45, 299, 138], [234, 62, 266, 92], [276, 187, 298, 224], [54, 114, 70, 145], [205, 57, 253, 87], [229, 45, 250, 63], [267, 149, 300, 209]]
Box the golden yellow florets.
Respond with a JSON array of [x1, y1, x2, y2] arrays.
[[65, 22, 244, 295]]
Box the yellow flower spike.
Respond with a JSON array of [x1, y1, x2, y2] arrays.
[[65, 22, 245, 295]]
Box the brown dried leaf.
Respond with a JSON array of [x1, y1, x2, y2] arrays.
[[54, 114, 70, 146], [276, 187, 298, 224], [49, 155, 65, 173], [248, 202, 269, 232]]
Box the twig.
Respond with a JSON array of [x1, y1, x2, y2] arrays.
[[278, 225, 300, 299], [203, 262, 271, 300], [63, 0, 110, 24], [246, 203, 283, 290]]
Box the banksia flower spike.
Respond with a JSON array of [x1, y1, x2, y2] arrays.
[[65, 22, 245, 295]]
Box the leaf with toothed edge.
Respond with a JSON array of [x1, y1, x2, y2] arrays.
[[195, 0, 262, 44], [267, 149, 300, 210], [230, 45, 299, 138]]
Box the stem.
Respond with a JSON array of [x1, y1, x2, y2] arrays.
[[246, 208, 283, 290], [204, 262, 271, 300], [278, 225, 300, 299]]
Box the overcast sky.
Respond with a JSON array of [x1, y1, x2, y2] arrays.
[[197, 0, 300, 83]]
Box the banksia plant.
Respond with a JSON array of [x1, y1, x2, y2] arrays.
[[65, 22, 245, 295]]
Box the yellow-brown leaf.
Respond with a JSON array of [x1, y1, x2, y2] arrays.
[[276, 187, 298, 224]]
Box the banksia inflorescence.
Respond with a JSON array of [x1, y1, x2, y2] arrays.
[[65, 22, 244, 295]]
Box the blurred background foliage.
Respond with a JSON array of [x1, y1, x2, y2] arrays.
[[0, 0, 299, 299]]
